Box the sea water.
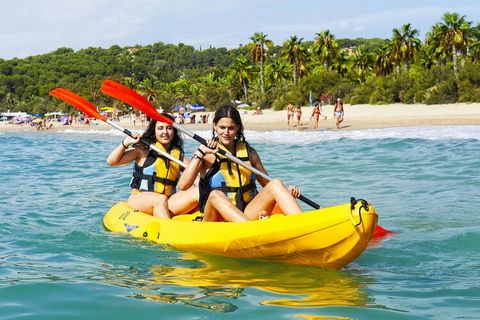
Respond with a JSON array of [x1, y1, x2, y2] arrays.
[[0, 126, 479, 320]]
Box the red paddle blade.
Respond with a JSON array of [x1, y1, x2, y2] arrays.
[[101, 80, 173, 125], [373, 224, 394, 239], [49, 88, 107, 121]]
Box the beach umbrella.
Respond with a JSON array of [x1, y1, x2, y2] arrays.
[[100, 106, 115, 112], [190, 104, 205, 112], [45, 111, 63, 118], [33, 113, 44, 117]]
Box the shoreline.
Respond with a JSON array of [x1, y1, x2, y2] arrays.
[[1, 102, 480, 133]]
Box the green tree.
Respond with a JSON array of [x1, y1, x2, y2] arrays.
[[391, 23, 421, 73], [431, 12, 473, 78], [282, 36, 307, 85], [248, 32, 274, 94], [350, 46, 373, 82], [265, 59, 290, 85], [312, 30, 339, 72], [229, 56, 254, 101], [137, 77, 160, 103]]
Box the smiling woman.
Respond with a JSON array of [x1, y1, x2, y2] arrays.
[[105, 115, 198, 219], [177, 105, 303, 222]]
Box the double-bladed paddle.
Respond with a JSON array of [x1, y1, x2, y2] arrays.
[[100, 79, 322, 210], [50, 83, 391, 237], [48, 88, 186, 168]]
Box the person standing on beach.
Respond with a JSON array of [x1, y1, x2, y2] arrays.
[[310, 101, 325, 130], [177, 105, 302, 222], [334, 97, 344, 129], [130, 112, 137, 128], [107, 114, 198, 218], [295, 105, 302, 127], [286, 102, 294, 126]]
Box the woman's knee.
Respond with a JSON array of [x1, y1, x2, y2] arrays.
[[265, 179, 285, 192], [208, 190, 227, 202], [153, 194, 168, 206]]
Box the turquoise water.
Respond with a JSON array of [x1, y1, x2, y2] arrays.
[[1, 126, 479, 319]]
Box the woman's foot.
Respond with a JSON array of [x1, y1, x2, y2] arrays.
[[259, 210, 270, 220]]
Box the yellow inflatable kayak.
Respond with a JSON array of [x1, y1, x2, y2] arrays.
[[103, 199, 378, 269]]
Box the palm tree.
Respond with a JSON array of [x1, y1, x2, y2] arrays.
[[265, 59, 290, 84], [432, 12, 473, 78], [333, 49, 350, 77], [391, 23, 421, 73], [383, 39, 403, 75], [137, 77, 160, 103], [312, 30, 339, 71], [424, 23, 450, 68], [230, 56, 254, 101], [282, 35, 307, 85], [350, 46, 373, 82], [174, 79, 191, 104], [469, 23, 480, 62], [123, 77, 138, 90], [249, 32, 274, 94], [374, 45, 394, 76], [198, 72, 217, 85]]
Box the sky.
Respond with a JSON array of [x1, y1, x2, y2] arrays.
[[1, 0, 480, 60]]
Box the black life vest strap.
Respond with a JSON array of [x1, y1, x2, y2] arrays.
[[210, 181, 255, 194], [218, 156, 249, 163], [132, 171, 177, 186]]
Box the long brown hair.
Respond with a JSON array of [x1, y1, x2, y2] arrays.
[[212, 105, 245, 142], [142, 114, 183, 151]]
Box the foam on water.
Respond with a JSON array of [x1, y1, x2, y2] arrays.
[[240, 125, 480, 144], [57, 125, 480, 143]]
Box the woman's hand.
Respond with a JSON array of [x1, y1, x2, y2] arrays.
[[122, 133, 141, 148], [198, 138, 218, 155], [288, 185, 301, 198]]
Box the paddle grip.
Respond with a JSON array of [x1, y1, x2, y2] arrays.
[[298, 195, 320, 209], [122, 128, 148, 148], [191, 133, 231, 158]]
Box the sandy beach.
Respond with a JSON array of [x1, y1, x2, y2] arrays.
[[1, 103, 480, 133]]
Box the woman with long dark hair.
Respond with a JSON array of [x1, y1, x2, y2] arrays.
[[178, 105, 301, 222], [107, 114, 198, 218]]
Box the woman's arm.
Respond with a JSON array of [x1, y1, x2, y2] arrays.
[[177, 149, 205, 190], [106, 135, 140, 166], [177, 140, 218, 190]]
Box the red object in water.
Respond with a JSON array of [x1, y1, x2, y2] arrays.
[[373, 224, 394, 239]]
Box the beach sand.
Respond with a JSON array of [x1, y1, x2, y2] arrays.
[[2, 103, 480, 133]]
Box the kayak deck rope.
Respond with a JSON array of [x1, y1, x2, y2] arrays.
[[350, 197, 369, 227]]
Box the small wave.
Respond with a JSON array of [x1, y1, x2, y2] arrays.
[[202, 125, 480, 144], [56, 125, 480, 143], [58, 129, 141, 136]]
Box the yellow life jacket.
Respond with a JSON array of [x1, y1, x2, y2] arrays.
[[199, 141, 257, 212], [130, 142, 183, 196]]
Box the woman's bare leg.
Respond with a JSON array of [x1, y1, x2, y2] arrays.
[[203, 190, 249, 222], [128, 191, 170, 218], [168, 186, 199, 216], [244, 179, 301, 220]]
